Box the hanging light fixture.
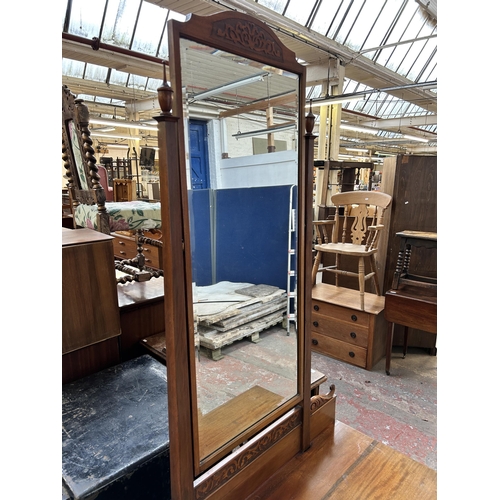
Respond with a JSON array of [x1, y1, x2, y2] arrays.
[[190, 73, 269, 102], [340, 123, 379, 135], [308, 94, 366, 108], [89, 118, 158, 131], [91, 132, 142, 141], [232, 122, 296, 139]]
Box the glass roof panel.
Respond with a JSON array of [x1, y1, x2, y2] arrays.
[[146, 77, 163, 93], [326, 1, 353, 40], [84, 62, 110, 82], [160, 10, 188, 58], [101, 0, 141, 48], [358, 2, 400, 57], [399, 39, 433, 79], [309, 0, 341, 35], [62, 58, 85, 78], [339, 1, 386, 51], [130, 1, 168, 55], [127, 73, 148, 91], [66, 0, 106, 38], [62, 0, 436, 134], [257, 0, 289, 14], [282, 0, 316, 26], [260, 0, 437, 86], [374, 2, 421, 69], [109, 69, 130, 87], [333, 0, 368, 48]]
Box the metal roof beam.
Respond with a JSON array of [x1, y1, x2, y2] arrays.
[[362, 114, 437, 129]]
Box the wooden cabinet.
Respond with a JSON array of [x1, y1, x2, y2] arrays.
[[311, 284, 386, 370], [377, 154, 437, 350], [62, 228, 121, 383], [117, 277, 166, 361], [112, 231, 162, 269], [113, 178, 137, 202]]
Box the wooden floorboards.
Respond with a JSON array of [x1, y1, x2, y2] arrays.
[[246, 421, 437, 500]]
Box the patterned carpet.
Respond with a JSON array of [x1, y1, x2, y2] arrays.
[[313, 345, 437, 470]]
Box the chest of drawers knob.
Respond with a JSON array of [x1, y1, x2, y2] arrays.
[[313, 321, 319, 327], [351, 314, 358, 321], [314, 305, 319, 311], [349, 351, 355, 358], [350, 332, 356, 339], [312, 339, 319, 346]]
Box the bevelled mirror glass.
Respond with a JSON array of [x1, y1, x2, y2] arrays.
[[167, 13, 308, 473], [181, 38, 300, 464]]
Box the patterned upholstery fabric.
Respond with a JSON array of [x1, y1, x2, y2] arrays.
[[74, 201, 161, 232]]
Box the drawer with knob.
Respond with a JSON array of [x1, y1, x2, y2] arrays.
[[112, 233, 161, 269], [311, 314, 369, 347], [311, 333, 367, 368], [312, 300, 370, 328]]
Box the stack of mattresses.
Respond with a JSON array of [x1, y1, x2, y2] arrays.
[[194, 281, 287, 360]]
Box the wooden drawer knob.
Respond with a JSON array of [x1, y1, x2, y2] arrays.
[[313, 321, 319, 327], [351, 314, 358, 321], [312, 339, 319, 346], [350, 332, 356, 339], [313, 305, 319, 311], [349, 351, 355, 358]]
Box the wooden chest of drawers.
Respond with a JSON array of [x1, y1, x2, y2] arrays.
[[112, 232, 162, 269], [311, 283, 387, 370]]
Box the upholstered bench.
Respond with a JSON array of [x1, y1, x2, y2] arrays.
[[62, 355, 171, 499], [74, 200, 161, 232]]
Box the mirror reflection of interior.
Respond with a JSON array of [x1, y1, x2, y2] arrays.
[[178, 38, 300, 460]]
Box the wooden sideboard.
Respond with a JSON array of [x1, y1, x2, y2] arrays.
[[62, 228, 121, 383], [311, 283, 386, 370]]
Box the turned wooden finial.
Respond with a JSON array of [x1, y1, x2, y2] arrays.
[[305, 99, 315, 135], [157, 61, 173, 115]]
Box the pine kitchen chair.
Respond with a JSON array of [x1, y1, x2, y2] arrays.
[[62, 85, 163, 284], [311, 191, 392, 311]]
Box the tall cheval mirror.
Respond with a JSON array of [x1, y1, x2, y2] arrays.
[[157, 11, 335, 499]]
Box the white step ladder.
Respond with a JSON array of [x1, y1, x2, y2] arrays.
[[286, 185, 297, 335]]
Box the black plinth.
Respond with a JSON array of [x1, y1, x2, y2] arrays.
[[62, 355, 170, 499]]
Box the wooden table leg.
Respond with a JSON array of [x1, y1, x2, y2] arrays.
[[385, 321, 394, 375], [403, 326, 409, 359]]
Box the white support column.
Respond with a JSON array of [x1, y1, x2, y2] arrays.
[[327, 60, 345, 162]]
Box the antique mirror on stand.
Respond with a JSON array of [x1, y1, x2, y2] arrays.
[[156, 11, 336, 499]]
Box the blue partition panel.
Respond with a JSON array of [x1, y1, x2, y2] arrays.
[[188, 189, 213, 286], [214, 185, 295, 290]]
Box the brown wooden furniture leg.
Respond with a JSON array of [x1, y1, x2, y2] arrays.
[[369, 254, 381, 295], [385, 321, 394, 375], [403, 326, 409, 359], [312, 250, 322, 283]]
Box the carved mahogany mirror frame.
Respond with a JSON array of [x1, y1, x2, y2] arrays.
[[155, 11, 332, 499]]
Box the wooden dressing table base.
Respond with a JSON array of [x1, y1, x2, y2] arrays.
[[247, 420, 436, 499]]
